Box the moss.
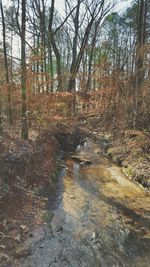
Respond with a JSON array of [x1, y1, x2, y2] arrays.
[[123, 166, 135, 178]]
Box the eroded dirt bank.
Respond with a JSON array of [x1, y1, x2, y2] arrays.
[[0, 124, 85, 265], [10, 140, 150, 267]]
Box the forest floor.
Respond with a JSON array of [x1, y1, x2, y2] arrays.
[[0, 114, 150, 265], [0, 126, 58, 264]]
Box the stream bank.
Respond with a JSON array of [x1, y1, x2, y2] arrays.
[[0, 124, 86, 265], [10, 139, 150, 267], [76, 113, 150, 190]]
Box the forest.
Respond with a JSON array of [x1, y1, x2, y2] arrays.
[[0, 0, 149, 136], [0, 0, 150, 266]]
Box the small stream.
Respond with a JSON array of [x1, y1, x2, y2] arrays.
[[14, 140, 150, 267]]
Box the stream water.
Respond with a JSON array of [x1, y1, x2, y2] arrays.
[[14, 140, 150, 267]]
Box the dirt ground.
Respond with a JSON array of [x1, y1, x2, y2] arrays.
[[0, 127, 58, 264]]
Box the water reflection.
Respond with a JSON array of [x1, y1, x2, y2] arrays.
[[73, 162, 80, 177], [76, 144, 81, 152]]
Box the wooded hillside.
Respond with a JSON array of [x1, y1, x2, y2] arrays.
[[0, 0, 149, 138]]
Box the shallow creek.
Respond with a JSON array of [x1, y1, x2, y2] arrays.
[[14, 140, 150, 267]]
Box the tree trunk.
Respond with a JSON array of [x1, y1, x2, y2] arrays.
[[48, 0, 62, 91], [134, 0, 146, 127], [0, 0, 13, 125], [21, 0, 28, 139], [68, 0, 81, 92], [136, 0, 145, 91], [0, 90, 2, 135], [51, 34, 63, 91], [48, 44, 54, 92], [86, 22, 99, 92]]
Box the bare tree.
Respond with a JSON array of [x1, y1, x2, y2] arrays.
[[21, 0, 28, 139], [67, 0, 117, 92], [0, 0, 13, 125]]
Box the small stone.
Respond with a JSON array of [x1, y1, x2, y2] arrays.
[[91, 231, 99, 240], [15, 234, 21, 243], [91, 232, 96, 240], [29, 233, 33, 238], [15, 247, 31, 258], [0, 253, 10, 261], [39, 244, 44, 249], [60, 164, 68, 169], [20, 224, 28, 231], [94, 149, 100, 154], [43, 197, 49, 202], [0, 245, 6, 250], [70, 195, 75, 199], [56, 226, 63, 233]]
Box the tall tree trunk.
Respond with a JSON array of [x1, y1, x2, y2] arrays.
[[0, 89, 2, 135], [37, 34, 40, 92], [0, 0, 13, 125], [86, 21, 100, 92], [41, 0, 49, 92], [134, 0, 146, 127], [136, 0, 144, 91], [48, 0, 62, 91], [50, 35, 63, 91], [93, 51, 96, 91], [68, 0, 81, 92], [21, 0, 28, 139], [39, 0, 47, 92], [48, 44, 54, 92]]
